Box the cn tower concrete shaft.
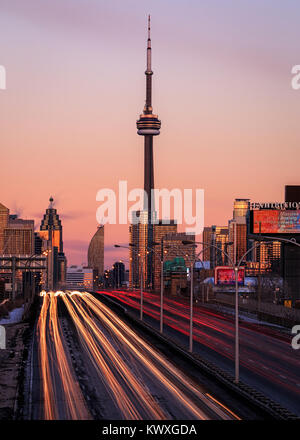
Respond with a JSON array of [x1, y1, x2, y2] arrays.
[[136, 15, 161, 288], [144, 135, 154, 213]]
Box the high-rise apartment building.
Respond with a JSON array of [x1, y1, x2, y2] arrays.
[[228, 199, 250, 265], [228, 220, 247, 265], [129, 210, 150, 288], [0, 203, 9, 253], [153, 221, 177, 290], [233, 199, 250, 220], [112, 261, 125, 288], [130, 214, 177, 290], [203, 227, 213, 262], [162, 232, 195, 268], [0, 202, 34, 255], [202, 226, 228, 267], [252, 241, 281, 273], [88, 225, 104, 286], [4, 217, 34, 255]]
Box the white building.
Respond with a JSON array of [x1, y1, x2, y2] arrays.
[[66, 265, 93, 291]]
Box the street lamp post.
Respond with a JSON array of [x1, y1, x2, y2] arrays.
[[186, 246, 211, 353], [183, 240, 241, 377], [234, 266, 239, 382], [114, 244, 146, 321], [115, 243, 164, 326], [189, 262, 194, 352], [140, 260, 143, 320], [230, 236, 300, 383], [160, 257, 164, 333]]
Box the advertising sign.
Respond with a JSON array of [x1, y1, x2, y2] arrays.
[[252, 210, 300, 234], [214, 266, 245, 286]]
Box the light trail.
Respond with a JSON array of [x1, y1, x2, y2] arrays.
[[98, 290, 300, 395], [48, 293, 90, 419], [37, 293, 57, 420], [36, 291, 240, 420], [77, 292, 239, 420], [37, 292, 90, 420], [63, 292, 166, 420]]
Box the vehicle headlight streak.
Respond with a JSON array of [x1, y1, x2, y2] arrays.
[[48, 292, 90, 419], [37, 291, 239, 420], [37, 292, 90, 419], [37, 293, 57, 420], [62, 292, 165, 420], [75, 293, 239, 420]]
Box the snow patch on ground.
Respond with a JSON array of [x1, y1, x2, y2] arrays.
[[0, 306, 24, 325]]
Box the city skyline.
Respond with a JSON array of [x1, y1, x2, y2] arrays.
[[1, 0, 300, 267], [1, 2, 300, 427]]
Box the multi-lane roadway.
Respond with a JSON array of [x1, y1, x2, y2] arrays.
[[97, 289, 300, 416], [28, 291, 241, 420]]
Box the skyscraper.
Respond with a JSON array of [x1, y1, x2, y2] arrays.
[[0, 202, 34, 255], [136, 15, 161, 288], [40, 197, 67, 290], [40, 197, 63, 252], [233, 199, 250, 219], [153, 221, 177, 290], [203, 226, 229, 268], [129, 210, 150, 289], [88, 225, 104, 287], [228, 199, 250, 265], [0, 203, 9, 253], [228, 220, 247, 265], [160, 232, 196, 289], [252, 241, 281, 272], [112, 261, 125, 288]]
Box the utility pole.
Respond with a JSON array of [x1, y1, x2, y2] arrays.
[[140, 260, 143, 321], [160, 240, 164, 333], [234, 266, 239, 383]]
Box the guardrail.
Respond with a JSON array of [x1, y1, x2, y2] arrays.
[[212, 293, 300, 327]]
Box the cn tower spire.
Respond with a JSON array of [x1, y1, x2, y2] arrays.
[[147, 14, 151, 71], [145, 14, 152, 112], [137, 15, 161, 134]]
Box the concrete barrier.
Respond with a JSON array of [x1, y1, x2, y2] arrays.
[[0, 324, 6, 349]]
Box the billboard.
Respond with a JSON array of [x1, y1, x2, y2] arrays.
[[252, 210, 300, 234], [214, 266, 245, 286]]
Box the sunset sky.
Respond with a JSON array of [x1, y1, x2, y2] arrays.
[[1, 0, 300, 268]]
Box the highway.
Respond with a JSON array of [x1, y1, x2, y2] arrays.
[[29, 291, 241, 420], [97, 289, 300, 416]]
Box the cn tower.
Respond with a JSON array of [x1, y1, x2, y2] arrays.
[[136, 15, 161, 287]]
